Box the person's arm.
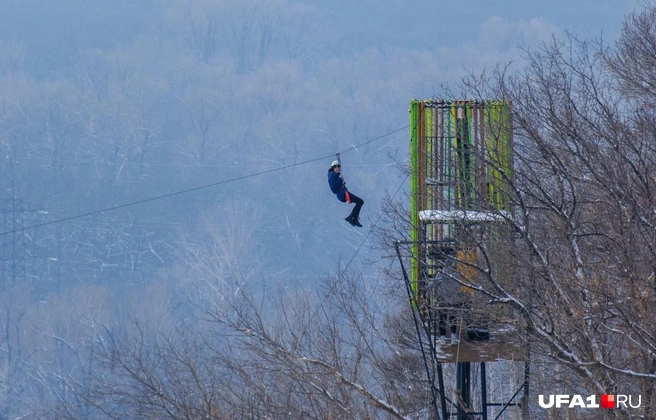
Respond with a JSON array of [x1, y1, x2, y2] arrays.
[[328, 171, 344, 192]]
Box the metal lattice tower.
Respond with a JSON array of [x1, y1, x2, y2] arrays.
[[396, 99, 528, 419]]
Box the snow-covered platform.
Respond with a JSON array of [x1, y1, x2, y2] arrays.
[[433, 330, 526, 363]]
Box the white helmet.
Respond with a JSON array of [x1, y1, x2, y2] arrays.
[[331, 160, 341, 168]]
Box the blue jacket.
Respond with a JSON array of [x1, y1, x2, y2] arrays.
[[328, 169, 347, 202]]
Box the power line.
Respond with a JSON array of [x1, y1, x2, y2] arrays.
[[340, 173, 409, 276], [295, 109, 423, 346], [1, 124, 409, 236], [299, 172, 409, 343]]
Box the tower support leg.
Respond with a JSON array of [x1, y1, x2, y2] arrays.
[[456, 362, 471, 419]]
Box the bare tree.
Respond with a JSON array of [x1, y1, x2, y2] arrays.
[[446, 6, 656, 417], [61, 265, 437, 419], [207, 272, 424, 419]]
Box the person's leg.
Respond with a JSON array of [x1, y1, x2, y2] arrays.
[[347, 192, 364, 219]]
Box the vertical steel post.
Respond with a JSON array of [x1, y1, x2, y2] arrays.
[[410, 101, 420, 300], [456, 362, 471, 420], [437, 362, 449, 420], [481, 362, 488, 420]]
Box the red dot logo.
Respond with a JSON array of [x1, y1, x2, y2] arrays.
[[601, 394, 615, 409]]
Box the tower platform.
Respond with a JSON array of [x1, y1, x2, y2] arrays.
[[433, 330, 526, 363]]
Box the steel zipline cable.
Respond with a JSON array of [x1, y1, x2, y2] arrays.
[[296, 111, 425, 351], [0, 123, 410, 237], [339, 173, 409, 277], [296, 173, 410, 353]]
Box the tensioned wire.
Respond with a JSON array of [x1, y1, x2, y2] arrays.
[[0, 123, 410, 237], [295, 113, 424, 369], [11, 118, 417, 379], [339, 172, 409, 276]]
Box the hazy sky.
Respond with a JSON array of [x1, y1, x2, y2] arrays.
[[308, 0, 642, 80], [315, 0, 640, 47]]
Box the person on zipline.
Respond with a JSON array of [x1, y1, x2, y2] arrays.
[[328, 160, 364, 227]]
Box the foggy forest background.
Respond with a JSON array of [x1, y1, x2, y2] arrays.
[[0, 0, 655, 418]]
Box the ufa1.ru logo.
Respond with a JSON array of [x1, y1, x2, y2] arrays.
[[538, 394, 641, 409]]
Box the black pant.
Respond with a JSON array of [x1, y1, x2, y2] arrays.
[[347, 192, 364, 220]]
